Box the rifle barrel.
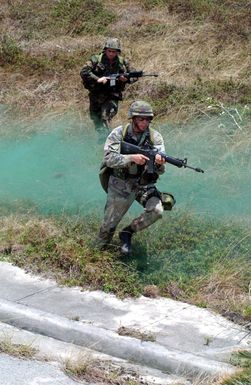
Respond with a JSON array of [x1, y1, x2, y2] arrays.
[[120, 141, 204, 173], [143, 73, 158, 77]]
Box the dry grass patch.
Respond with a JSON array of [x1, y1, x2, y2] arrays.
[[190, 259, 251, 324], [0, 337, 37, 359], [64, 355, 142, 385], [1, 0, 250, 121], [117, 326, 156, 342]]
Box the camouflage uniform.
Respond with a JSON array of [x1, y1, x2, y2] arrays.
[[80, 52, 134, 132], [97, 123, 166, 246]]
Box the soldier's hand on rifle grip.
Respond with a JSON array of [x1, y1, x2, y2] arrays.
[[155, 154, 166, 165], [130, 154, 149, 165], [118, 75, 128, 82], [97, 76, 108, 84]]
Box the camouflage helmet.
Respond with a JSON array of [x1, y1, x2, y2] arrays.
[[103, 38, 121, 52], [128, 101, 154, 119]]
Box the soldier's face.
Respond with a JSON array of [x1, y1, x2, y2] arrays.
[[133, 116, 151, 133], [105, 48, 119, 61]]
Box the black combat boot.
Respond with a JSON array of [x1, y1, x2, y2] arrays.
[[96, 227, 116, 250], [119, 226, 134, 256]]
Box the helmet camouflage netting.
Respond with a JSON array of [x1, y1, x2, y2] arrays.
[[128, 101, 154, 119], [103, 38, 121, 52]]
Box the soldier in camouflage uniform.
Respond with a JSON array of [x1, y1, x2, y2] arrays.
[[80, 38, 136, 133], [97, 101, 166, 256]]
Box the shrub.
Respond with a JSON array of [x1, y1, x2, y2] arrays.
[[52, 0, 116, 35], [0, 35, 23, 65]]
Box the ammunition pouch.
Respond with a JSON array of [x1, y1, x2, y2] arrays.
[[160, 192, 176, 211], [99, 163, 112, 193]]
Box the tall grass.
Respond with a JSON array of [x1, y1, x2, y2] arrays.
[[1, 0, 250, 120]]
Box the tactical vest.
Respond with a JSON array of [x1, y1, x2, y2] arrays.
[[82, 53, 126, 91], [122, 123, 154, 147], [99, 125, 154, 193]]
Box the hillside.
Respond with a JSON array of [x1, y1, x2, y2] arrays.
[[0, 0, 250, 123], [0, 3, 251, 383]]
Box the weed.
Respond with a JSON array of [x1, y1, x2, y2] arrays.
[[7, 0, 116, 39], [221, 351, 251, 385], [167, 0, 251, 40], [0, 337, 37, 359], [0, 35, 23, 65], [243, 306, 251, 321], [64, 355, 91, 379], [144, 80, 250, 118], [118, 326, 156, 342], [141, 0, 168, 10], [0, 212, 250, 320], [52, 0, 117, 35], [64, 355, 142, 384]]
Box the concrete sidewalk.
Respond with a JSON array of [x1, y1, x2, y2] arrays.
[[0, 261, 250, 384]]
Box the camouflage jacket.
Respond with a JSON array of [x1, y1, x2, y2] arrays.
[[103, 124, 166, 179], [80, 52, 134, 95]]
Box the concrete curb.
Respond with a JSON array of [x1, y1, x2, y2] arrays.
[[0, 321, 189, 385], [0, 298, 235, 378]]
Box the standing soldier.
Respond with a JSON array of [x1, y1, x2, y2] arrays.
[[97, 101, 174, 256], [80, 38, 136, 134]]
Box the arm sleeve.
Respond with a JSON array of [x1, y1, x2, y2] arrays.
[[103, 126, 132, 168], [152, 130, 166, 175], [80, 55, 99, 81]]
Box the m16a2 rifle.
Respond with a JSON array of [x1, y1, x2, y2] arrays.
[[120, 141, 204, 174], [108, 71, 158, 86]]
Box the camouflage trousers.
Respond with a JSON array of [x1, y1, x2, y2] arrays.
[[97, 175, 163, 246], [89, 93, 119, 132]]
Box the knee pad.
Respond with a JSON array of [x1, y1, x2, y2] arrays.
[[145, 196, 163, 217]]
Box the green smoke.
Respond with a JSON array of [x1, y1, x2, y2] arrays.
[[0, 108, 250, 223]]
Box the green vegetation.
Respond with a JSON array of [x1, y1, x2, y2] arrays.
[[0, 338, 37, 359], [222, 351, 251, 385], [64, 355, 141, 385], [0, 34, 22, 65], [0, 0, 250, 346], [140, 80, 251, 119], [0, 0, 250, 120], [52, 0, 116, 36], [0, 213, 250, 322], [7, 0, 116, 40], [167, 0, 251, 38]]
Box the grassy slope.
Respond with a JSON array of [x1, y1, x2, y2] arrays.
[[0, 0, 250, 122], [0, 0, 250, 316], [0, 3, 250, 382]]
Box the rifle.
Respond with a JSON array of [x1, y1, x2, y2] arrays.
[[108, 71, 158, 86], [120, 141, 204, 173]]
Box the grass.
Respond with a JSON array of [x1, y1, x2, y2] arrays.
[[64, 355, 141, 385], [6, 0, 116, 40], [117, 326, 156, 342], [167, 0, 251, 39], [133, 79, 251, 121], [0, 212, 250, 323], [0, 337, 37, 359], [0, 0, 250, 121], [221, 351, 251, 385]]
